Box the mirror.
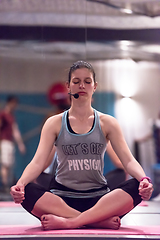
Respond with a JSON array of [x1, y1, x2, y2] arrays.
[[0, 0, 88, 198], [0, 0, 160, 199], [84, 0, 160, 178]]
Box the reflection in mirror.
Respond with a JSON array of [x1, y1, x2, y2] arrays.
[[0, 0, 88, 198], [85, 0, 160, 179]]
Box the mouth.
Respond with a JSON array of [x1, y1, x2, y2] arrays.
[[78, 91, 86, 95]]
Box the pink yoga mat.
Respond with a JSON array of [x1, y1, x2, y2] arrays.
[[0, 225, 160, 236], [0, 201, 20, 207]]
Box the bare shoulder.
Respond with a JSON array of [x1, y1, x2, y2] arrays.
[[42, 112, 63, 136], [46, 112, 63, 124], [97, 111, 118, 126], [97, 111, 120, 136]]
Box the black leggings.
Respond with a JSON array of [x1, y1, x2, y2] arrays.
[[21, 177, 142, 218]]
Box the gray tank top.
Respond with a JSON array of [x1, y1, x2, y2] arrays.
[[54, 109, 108, 191]]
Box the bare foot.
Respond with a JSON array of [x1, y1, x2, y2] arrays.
[[104, 216, 121, 229], [89, 216, 121, 229], [41, 214, 69, 230], [41, 214, 121, 231], [41, 214, 77, 230]]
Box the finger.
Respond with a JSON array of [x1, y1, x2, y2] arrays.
[[11, 192, 24, 199], [139, 188, 151, 194], [41, 215, 46, 222], [19, 185, 25, 193], [138, 182, 144, 190], [12, 198, 24, 204], [140, 192, 152, 200], [139, 189, 153, 196], [16, 185, 25, 194], [139, 186, 153, 192], [139, 192, 152, 198], [10, 192, 25, 202], [12, 195, 25, 202]]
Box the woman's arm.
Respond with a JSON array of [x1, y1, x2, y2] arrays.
[[43, 146, 56, 172], [102, 115, 153, 200], [105, 116, 146, 180], [17, 117, 59, 186], [106, 141, 125, 170], [10, 115, 61, 203]]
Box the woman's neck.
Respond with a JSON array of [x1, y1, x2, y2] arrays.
[[69, 104, 94, 120]]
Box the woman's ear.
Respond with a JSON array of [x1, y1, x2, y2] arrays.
[[65, 81, 70, 92], [93, 82, 98, 92]]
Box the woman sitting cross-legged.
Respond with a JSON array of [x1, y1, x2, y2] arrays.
[[10, 60, 153, 230]]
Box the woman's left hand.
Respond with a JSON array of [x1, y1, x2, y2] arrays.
[[138, 179, 154, 201]]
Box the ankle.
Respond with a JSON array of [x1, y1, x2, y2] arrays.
[[67, 217, 78, 229]]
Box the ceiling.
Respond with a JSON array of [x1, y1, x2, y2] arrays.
[[1, 0, 160, 62]]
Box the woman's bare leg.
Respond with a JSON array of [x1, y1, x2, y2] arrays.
[[41, 189, 134, 230], [31, 191, 120, 230], [31, 192, 80, 218]]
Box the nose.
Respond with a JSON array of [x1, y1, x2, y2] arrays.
[[79, 81, 85, 88]]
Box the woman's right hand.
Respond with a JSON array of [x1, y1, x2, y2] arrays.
[[10, 184, 25, 204]]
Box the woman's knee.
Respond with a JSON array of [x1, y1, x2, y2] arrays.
[[117, 178, 142, 207], [21, 182, 47, 213]]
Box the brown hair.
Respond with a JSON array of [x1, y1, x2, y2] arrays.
[[68, 60, 96, 84]]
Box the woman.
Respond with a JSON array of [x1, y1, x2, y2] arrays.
[[10, 60, 153, 230]]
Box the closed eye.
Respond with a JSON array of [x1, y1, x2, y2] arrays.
[[73, 81, 79, 84]]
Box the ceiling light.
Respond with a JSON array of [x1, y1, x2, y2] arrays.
[[120, 8, 133, 14]]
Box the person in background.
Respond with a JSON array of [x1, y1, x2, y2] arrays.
[[145, 111, 160, 164], [10, 61, 153, 230], [136, 110, 160, 199], [0, 95, 26, 193]]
